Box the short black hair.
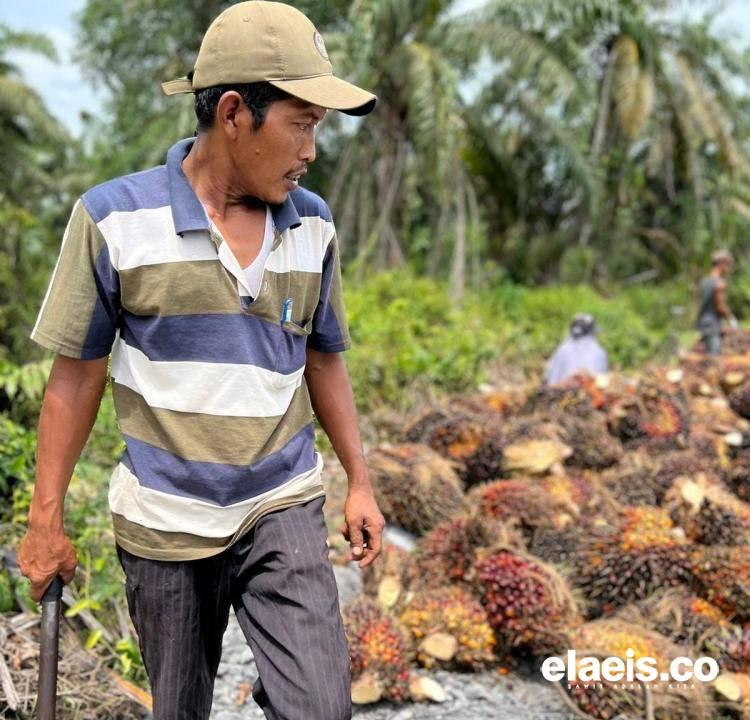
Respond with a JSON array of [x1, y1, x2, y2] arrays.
[[193, 78, 292, 132]]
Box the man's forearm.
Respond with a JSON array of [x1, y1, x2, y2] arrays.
[[304, 349, 370, 491], [30, 355, 109, 527]]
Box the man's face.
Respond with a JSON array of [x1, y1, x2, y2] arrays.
[[235, 97, 326, 204]]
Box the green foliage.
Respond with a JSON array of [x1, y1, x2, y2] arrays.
[[344, 271, 694, 410], [0, 414, 36, 507], [728, 266, 750, 321], [346, 270, 497, 410]]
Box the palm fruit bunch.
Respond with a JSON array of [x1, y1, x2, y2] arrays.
[[561, 667, 647, 720], [601, 464, 660, 507], [722, 328, 750, 355], [572, 506, 692, 616], [413, 514, 523, 589], [539, 472, 603, 517], [651, 450, 720, 504], [472, 548, 579, 655], [366, 443, 466, 535], [608, 380, 690, 452], [529, 524, 585, 566], [405, 412, 505, 487], [726, 452, 750, 503], [361, 543, 416, 614], [712, 671, 750, 714], [343, 597, 412, 704], [522, 382, 623, 471], [564, 619, 709, 720], [468, 479, 568, 541], [731, 382, 750, 421], [556, 412, 624, 471], [624, 587, 730, 648], [664, 476, 750, 546], [690, 545, 750, 621], [446, 388, 526, 419], [522, 381, 599, 418], [398, 586, 495, 671], [403, 408, 451, 443], [701, 624, 750, 674]]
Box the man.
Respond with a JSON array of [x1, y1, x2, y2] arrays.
[[18, 3, 384, 719], [696, 248, 738, 355], [544, 313, 608, 385]]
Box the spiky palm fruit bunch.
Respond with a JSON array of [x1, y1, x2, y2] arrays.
[[722, 330, 750, 355], [664, 477, 750, 546], [447, 389, 526, 419], [343, 597, 412, 703], [468, 479, 567, 541], [556, 413, 624, 471], [403, 408, 452, 443], [366, 443, 466, 535], [602, 465, 659, 506], [726, 453, 750, 503], [609, 386, 690, 451], [625, 588, 730, 648], [731, 382, 750, 421], [572, 507, 692, 616], [702, 623, 750, 673], [413, 515, 523, 589], [522, 383, 598, 418], [540, 473, 602, 516], [361, 544, 416, 613], [562, 672, 647, 720], [406, 413, 505, 487], [690, 546, 750, 621], [472, 549, 580, 655], [687, 500, 750, 546], [530, 525, 584, 566], [651, 451, 720, 505], [399, 586, 495, 671], [563, 619, 709, 720]]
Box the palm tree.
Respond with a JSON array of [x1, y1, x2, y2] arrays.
[[0, 24, 79, 360], [464, 0, 750, 281], [324, 0, 590, 296], [0, 24, 71, 204]]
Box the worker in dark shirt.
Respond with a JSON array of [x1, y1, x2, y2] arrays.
[[696, 249, 737, 355]]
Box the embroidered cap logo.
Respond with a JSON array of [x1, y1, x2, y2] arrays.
[[313, 31, 329, 60]]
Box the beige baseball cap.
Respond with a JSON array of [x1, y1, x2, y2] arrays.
[[161, 1, 376, 116]]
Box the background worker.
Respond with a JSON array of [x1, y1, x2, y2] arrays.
[[696, 248, 738, 355], [544, 313, 609, 385]]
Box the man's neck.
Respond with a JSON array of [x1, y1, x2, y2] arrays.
[[182, 134, 257, 220]]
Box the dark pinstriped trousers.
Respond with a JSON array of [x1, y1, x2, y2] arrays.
[[116, 497, 352, 720]]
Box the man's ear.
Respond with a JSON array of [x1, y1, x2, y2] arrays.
[[215, 91, 246, 139]]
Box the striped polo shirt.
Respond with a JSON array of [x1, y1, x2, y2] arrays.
[[31, 138, 351, 561]]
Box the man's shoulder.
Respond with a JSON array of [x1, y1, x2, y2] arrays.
[[288, 186, 332, 224], [81, 165, 169, 224]]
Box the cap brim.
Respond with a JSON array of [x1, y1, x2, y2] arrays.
[[269, 75, 376, 116], [161, 78, 194, 95]]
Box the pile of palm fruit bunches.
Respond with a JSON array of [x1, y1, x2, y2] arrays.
[[337, 330, 750, 719]]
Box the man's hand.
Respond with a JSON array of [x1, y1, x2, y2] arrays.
[[341, 488, 385, 569], [18, 523, 77, 602]]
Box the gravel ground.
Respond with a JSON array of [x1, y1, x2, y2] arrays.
[[209, 563, 579, 720]]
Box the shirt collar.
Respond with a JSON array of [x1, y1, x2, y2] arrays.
[[167, 137, 302, 236]]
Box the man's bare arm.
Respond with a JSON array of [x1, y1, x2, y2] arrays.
[[18, 354, 109, 600], [304, 348, 384, 569]]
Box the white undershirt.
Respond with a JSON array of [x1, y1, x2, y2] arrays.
[[242, 206, 273, 298]]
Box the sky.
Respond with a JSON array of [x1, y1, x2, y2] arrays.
[[2, 0, 750, 136]]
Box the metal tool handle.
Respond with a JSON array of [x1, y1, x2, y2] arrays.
[[38, 576, 63, 720], [41, 575, 63, 603]]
